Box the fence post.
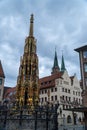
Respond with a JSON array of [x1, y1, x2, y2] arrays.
[[53, 104, 59, 130], [3, 110, 7, 128], [19, 109, 23, 126], [35, 109, 37, 130], [46, 105, 49, 130]]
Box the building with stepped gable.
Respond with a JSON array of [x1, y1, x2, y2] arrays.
[[39, 50, 83, 125]]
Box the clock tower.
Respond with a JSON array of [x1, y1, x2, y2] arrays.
[[16, 14, 39, 108]]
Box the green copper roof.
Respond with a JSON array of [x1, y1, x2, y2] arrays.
[[54, 50, 58, 67], [61, 54, 66, 72], [53, 49, 60, 70]]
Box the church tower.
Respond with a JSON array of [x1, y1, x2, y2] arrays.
[[51, 48, 60, 74], [61, 54, 66, 72], [16, 14, 39, 108]]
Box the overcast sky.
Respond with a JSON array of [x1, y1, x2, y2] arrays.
[[0, 0, 87, 87]]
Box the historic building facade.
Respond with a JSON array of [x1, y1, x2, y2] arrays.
[[16, 14, 39, 108], [0, 60, 5, 103], [2, 15, 83, 125], [75, 45, 87, 106], [39, 51, 83, 124]]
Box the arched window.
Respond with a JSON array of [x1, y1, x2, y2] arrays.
[[67, 115, 72, 123]]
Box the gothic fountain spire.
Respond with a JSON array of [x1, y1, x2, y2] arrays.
[[16, 14, 39, 108], [29, 14, 34, 37]]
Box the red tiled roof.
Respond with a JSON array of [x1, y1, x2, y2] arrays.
[[4, 87, 16, 99], [3, 86, 11, 98], [39, 82, 55, 89], [39, 72, 63, 83], [0, 60, 5, 78], [39, 72, 63, 89]]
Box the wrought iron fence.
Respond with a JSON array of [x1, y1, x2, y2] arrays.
[[0, 104, 59, 130], [0, 104, 85, 130], [58, 117, 85, 130], [59, 124, 85, 130]]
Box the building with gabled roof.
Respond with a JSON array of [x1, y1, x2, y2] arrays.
[[0, 60, 5, 103], [3, 86, 16, 107], [39, 50, 83, 125], [75, 45, 87, 107], [0, 61, 5, 78]]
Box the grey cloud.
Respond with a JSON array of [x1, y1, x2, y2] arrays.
[[0, 0, 87, 86]]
